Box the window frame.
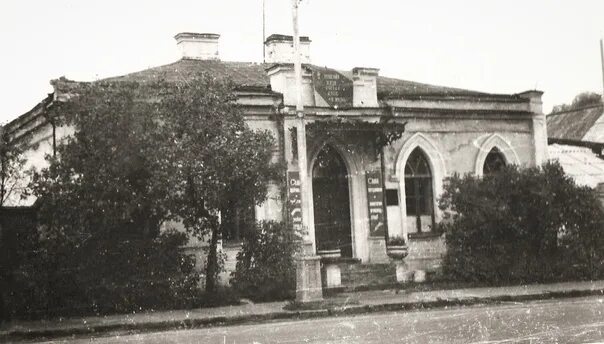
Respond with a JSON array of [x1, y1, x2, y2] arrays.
[[404, 149, 435, 234]]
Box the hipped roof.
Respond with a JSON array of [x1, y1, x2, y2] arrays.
[[101, 58, 509, 100]]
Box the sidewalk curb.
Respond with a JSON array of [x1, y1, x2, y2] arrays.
[[2, 288, 603, 342], [331, 288, 604, 317]]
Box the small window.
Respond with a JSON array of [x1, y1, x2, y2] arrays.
[[386, 189, 399, 206], [483, 147, 506, 175]]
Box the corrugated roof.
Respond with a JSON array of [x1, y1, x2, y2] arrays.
[[547, 104, 604, 142], [548, 143, 604, 188], [102, 59, 500, 99]]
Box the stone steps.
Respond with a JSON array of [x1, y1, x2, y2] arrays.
[[321, 260, 438, 294], [339, 263, 398, 291]]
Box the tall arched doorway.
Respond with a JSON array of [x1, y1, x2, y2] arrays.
[[312, 145, 353, 257]]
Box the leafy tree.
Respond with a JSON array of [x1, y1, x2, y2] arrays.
[[438, 162, 604, 284], [0, 126, 29, 206], [27, 80, 198, 316], [33, 73, 280, 298], [156, 74, 281, 292], [0, 125, 31, 321], [34, 81, 169, 238], [552, 92, 602, 113]]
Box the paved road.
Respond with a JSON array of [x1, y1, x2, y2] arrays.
[[40, 296, 604, 343]]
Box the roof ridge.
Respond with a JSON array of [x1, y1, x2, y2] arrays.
[[548, 103, 604, 116], [100, 59, 186, 82]]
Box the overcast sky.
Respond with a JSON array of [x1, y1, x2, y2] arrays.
[[1, 0, 604, 123]]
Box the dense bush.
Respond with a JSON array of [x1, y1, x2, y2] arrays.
[[0, 207, 39, 321], [438, 162, 604, 284], [230, 221, 301, 302], [2, 227, 201, 320]]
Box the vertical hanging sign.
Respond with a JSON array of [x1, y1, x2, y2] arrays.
[[287, 171, 303, 231], [366, 170, 386, 237]]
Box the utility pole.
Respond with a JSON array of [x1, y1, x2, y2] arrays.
[[262, 0, 266, 62], [292, 0, 303, 114], [291, 0, 322, 303], [292, 0, 307, 233], [600, 38, 604, 102]]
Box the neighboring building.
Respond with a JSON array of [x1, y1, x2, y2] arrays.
[[4, 32, 548, 286], [547, 103, 604, 145], [548, 144, 604, 188], [547, 103, 604, 191]]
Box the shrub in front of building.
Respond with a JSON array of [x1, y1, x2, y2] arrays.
[[438, 161, 604, 285], [0, 73, 281, 320], [2, 227, 200, 320], [230, 221, 301, 302]]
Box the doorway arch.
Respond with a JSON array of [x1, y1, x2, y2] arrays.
[[311, 144, 353, 257]]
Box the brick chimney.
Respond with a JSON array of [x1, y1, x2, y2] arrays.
[[174, 32, 220, 60], [264, 34, 311, 64]]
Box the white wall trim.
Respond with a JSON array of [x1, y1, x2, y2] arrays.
[[474, 133, 520, 176]]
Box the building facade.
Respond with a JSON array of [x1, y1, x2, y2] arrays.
[[5, 32, 548, 283]]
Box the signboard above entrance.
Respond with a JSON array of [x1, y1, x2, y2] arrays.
[[311, 67, 353, 109]]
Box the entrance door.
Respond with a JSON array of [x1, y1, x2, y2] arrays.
[[312, 145, 353, 257]]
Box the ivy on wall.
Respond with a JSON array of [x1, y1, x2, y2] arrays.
[[305, 117, 407, 156]]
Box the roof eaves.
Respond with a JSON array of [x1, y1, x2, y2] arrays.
[[548, 138, 604, 157], [547, 103, 604, 117], [380, 92, 526, 103], [4, 94, 54, 134], [234, 85, 279, 95], [389, 106, 533, 116]]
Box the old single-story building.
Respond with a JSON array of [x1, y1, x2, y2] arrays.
[[547, 102, 604, 145], [3, 32, 548, 287], [546, 103, 604, 196]]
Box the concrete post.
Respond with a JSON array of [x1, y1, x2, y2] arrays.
[[291, 0, 322, 303], [395, 261, 414, 283], [296, 255, 323, 301], [293, 118, 322, 302], [323, 263, 342, 288]]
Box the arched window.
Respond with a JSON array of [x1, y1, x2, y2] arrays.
[[483, 147, 506, 175], [404, 148, 434, 233]]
